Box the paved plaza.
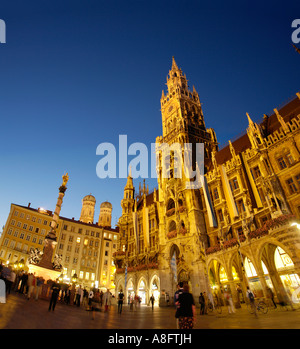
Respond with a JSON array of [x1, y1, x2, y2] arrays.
[[1, 292, 300, 330]]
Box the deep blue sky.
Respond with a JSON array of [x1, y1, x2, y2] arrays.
[[0, 0, 299, 229]]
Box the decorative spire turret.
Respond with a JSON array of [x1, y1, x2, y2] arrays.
[[274, 108, 290, 134], [246, 113, 264, 148], [121, 169, 135, 215]]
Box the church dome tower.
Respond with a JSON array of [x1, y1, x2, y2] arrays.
[[98, 201, 112, 227], [79, 194, 96, 224]]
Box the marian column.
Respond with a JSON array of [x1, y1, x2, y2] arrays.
[[38, 173, 69, 269]]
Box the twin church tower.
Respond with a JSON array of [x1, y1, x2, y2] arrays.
[[79, 194, 112, 227]]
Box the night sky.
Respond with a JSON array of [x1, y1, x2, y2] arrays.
[[0, 0, 299, 229]]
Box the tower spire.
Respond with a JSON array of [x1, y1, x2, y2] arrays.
[[172, 56, 179, 70]]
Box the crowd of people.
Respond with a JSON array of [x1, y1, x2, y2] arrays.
[[0, 264, 45, 300], [172, 281, 272, 329], [4, 262, 290, 329], [0, 262, 117, 316]]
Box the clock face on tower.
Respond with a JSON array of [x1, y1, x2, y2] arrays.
[[168, 104, 174, 114]]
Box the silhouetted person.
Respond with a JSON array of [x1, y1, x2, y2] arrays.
[[48, 282, 61, 311]]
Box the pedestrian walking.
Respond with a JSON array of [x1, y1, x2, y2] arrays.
[[14, 270, 22, 292], [129, 295, 133, 311], [103, 289, 111, 312], [91, 289, 101, 320], [75, 285, 83, 307], [82, 288, 88, 307], [19, 272, 28, 294], [35, 277, 44, 301], [80, 286, 84, 305], [224, 289, 235, 314], [48, 282, 61, 311], [175, 283, 196, 329], [27, 273, 35, 300], [118, 290, 124, 314], [99, 290, 103, 307], [246, 286, 257, 317], [149, 294, 155, 311], [1, 265, 11, 294], [65, 287, 71, 305], [134, 294, 139, 310], [165, 293, 170, 306], [6, 267, 15, 295], [199, 292, 205, 315], [174, 282, 184, 328], [88, 289, 94, 310]]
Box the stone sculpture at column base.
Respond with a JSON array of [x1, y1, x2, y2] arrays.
[[28, 173, 69, 282]]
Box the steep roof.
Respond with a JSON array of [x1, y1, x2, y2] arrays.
[[214, 95, 300, 166]]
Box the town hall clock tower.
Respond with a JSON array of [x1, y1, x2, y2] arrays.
[[155, 57, 218, 299]]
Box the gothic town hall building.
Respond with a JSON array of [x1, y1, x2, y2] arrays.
[[114, 57, 300, 308]]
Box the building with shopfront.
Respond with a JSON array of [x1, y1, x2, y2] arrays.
[[114, 57, 300, 307]]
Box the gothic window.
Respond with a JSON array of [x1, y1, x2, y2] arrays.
[[274, 246, 294, 269], [169, 220, 176, 232], [167, 198, 175, 210]]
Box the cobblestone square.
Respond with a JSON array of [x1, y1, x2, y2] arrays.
[[1, 292, 300, 331]]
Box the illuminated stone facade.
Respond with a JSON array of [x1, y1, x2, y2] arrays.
[[114, 58, 300, 307], [0, 200, 118, 290]]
